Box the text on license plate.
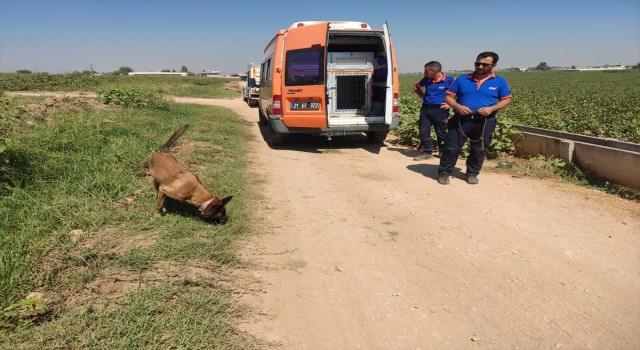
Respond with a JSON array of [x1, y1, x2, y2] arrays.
[[291, 102, 320, 110]]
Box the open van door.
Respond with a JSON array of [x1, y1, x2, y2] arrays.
[[281, 22, 329, 128], [383, 23, 395, 126]]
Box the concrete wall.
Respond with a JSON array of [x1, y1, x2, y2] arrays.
[[513, 125, 640, 190]]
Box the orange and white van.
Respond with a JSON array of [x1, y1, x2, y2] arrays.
[[257, 21, 399, 145]]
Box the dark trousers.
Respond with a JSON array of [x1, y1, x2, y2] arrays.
[[438, 115, 497, 176], [418, 104, 449, 154]]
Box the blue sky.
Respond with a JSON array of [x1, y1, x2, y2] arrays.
[[1, 0, 638, 74]]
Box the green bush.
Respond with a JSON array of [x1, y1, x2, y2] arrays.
[[97, 86, 168, 109], [0, 92, 22, 155]]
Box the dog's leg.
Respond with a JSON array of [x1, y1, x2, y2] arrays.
[[156, 191, 167, 214]]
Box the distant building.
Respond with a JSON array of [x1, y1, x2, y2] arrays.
[[198, 70, 222, 77], [574, 64, 627, 71], [128, 71, 188, 76]]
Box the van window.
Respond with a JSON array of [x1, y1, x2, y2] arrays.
[[261, 57, 272, 87], [285, 47, 324, 86]]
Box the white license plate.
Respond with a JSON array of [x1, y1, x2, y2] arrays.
[[291, 102, 320, 110]]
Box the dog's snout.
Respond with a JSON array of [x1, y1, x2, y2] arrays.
[[204, 214, 227, 224]]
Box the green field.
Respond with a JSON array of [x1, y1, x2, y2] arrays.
[[399, 70, 640, 144], [0, 73, 239, 99]]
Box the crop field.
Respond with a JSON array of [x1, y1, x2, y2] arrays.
[[1, 70, 639, 146], [399, 70, 640, 144], [0, 73, 239, 99]]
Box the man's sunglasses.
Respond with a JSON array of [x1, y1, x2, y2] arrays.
[[474, 62, 494, 67]]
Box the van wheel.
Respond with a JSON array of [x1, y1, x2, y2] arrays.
[[267, 119, 285, 146], [258, 108, 268, 125], [366, 131, 388, 144]]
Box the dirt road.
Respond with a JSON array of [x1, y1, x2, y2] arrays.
[[170, 96, 640, 350]]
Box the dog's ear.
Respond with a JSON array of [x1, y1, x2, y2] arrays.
[[221, 195, 233, 206], [210, 196, 232, 214]]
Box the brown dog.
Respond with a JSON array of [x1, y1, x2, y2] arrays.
[[148, 125, 232, 223]]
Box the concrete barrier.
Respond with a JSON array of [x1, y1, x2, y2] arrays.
[[512, 125, 640, 190]]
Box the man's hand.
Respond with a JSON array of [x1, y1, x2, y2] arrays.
[[476, 106, 495, 117], [440, 103, 450, 110], [446, 95, 471, 115], [455, 105, 473, 115]]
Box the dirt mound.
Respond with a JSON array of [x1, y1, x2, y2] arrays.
[[24, 96, 108, 119], [223, 80, 243, 93]]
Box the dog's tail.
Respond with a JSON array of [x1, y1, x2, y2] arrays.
[[160, 124, 189, 152]]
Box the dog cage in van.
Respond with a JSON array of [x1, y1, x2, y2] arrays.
[[327, 52, 373, 116]]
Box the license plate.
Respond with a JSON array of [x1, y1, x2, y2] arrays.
[[291, 102, 320, 110]]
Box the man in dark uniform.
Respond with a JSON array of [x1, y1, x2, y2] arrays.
[[413, 61, 455, 160], [437, 52, 512, 185]]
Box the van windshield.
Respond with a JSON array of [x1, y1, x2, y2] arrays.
[[247, 78, 256, 87], [285, 47, 324, 86]]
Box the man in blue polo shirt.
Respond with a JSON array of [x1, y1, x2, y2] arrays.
[[413, 61, 455, 160], [437, 52, 512, 185]]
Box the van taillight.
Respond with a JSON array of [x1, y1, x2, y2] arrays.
[[392, 93, 399, 113], [273, 95, 282, 115]]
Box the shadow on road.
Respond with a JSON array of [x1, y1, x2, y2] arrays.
[[256, 122, 387, 154], [407, 163, 464, 181]]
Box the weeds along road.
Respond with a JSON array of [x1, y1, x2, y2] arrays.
[[172, 96, 640, 350]]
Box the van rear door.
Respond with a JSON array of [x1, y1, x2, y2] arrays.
[[281, 22, 329, 128], [383, 23, 395, 126]]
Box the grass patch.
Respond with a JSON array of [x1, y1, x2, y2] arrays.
[[0, 95, 260, 348], [6, 286, 260, 349]]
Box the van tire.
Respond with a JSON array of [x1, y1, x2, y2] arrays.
[[366, 131, 388, 144], [267, 119, 286, 146], [258, 108, 268, 125]]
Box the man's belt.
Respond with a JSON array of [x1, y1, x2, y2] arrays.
[[457, 112, 496, 120]]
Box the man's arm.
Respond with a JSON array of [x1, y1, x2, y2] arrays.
[[413, 82, 424, 100], [446, 94, 472, 115]]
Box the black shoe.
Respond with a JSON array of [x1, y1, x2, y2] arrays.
[[466, 174, 479, 185], [438, 173, 450, 185], [414, 153, 434, 161]]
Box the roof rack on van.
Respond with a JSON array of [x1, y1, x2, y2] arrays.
[[288, 21, 371, 30]]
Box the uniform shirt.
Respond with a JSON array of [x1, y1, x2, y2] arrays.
[[446, 72, 512, 113], [419, 73, 455, 105]]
